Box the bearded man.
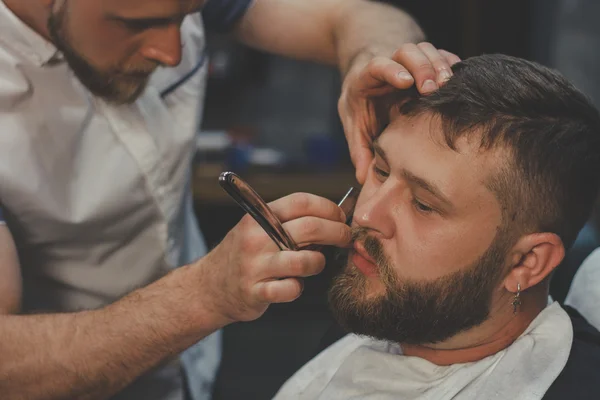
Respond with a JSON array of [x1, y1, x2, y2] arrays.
[[275, 54, 600, 400]]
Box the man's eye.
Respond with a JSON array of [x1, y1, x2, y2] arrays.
[[373, 165, 390, 178], [412, 198, 435, 213]]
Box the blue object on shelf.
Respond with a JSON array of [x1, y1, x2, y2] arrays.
[[305, 135, 340, 168], [226, 142, 253, 172]]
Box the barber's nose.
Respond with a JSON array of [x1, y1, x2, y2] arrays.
[[141, 25, 182, 67], [353, 183, 396, 238]]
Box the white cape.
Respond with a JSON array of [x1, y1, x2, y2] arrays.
[[274, 302, 572, 400]]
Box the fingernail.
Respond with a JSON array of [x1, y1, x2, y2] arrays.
[[439, 69, 452, 82], [421, 79, 438, 93], [397, 71, 413, 81]]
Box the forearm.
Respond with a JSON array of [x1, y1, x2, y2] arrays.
[[0, 264, 225, 400], [234, 0, 424, 73], [333, 1, 425, 75]]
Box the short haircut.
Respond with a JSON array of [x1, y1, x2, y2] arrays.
[[379, 54, 600, 250]]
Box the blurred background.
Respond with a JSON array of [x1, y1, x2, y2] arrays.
[[191, 1, 600, 398]]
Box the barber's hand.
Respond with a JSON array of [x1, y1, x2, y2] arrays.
[[198, 193, 351, 324], [339, 42, 461, 184]]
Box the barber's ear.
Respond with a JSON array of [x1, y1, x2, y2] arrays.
[[503, 233, 565, 292]]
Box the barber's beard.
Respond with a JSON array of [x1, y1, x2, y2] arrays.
[[47, 3, 154, 104], [328, 227, 510, 345]]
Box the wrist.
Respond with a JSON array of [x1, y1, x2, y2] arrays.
[[167, 261, 233, 334]]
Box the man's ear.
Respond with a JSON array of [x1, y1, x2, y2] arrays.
[[502, 232, 565, 292]]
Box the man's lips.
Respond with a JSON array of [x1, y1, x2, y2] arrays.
[[351, 241, 378, 276]]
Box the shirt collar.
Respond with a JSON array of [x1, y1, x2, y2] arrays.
[[0, 1, 62, 66]]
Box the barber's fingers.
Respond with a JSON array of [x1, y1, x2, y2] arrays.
[[283, 217, 352, 248], [440, 49, 461, 66], [268, 193, 347, 224], [417, 42, 454, 86], [253, 277, 305, 304], [260, 250, 326, 280], [392, 43, 439, 94], [355, 56, 417, 94]]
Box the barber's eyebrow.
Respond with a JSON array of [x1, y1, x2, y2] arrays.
[[106, 6, 204, 27], [109, 15, 176, 28], [372, 140, 454, 210]]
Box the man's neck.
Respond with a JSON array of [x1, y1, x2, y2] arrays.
[[3, 0, 52, 41], [401, 291, 547, 366]]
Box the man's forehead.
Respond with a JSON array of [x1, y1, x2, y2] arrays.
[[377, 112, 506, 205], [101, 0, 205, 17], [383, 110, 502, 158]]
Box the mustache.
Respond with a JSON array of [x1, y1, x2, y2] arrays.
[[351, 226, 387, 266]]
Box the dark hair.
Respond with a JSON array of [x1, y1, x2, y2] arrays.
[[381, 54, 600, 250]]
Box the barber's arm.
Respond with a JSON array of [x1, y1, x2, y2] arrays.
[[0, 194, 350, 400], [233, 0, 421, 70], [0, 224, 21, 314], [232, 0, 460, 183]]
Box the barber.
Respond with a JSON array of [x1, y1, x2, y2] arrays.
[[0, 0, 457, 398]]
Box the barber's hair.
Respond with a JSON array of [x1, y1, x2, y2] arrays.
[[383, 54, 600, 250]]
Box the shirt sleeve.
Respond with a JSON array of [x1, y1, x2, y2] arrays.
[[0, 206, 5, 224], [202, 0, 254, 33]]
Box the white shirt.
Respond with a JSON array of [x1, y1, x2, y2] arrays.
[[275, 302, 573, 400], [0, 2, 219, 399]]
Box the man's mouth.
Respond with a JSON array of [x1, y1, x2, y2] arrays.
[[351, 241, 378, 277]]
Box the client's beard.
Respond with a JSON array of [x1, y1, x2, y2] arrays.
[[328, 227, 510, 344], [47, 2, 154, 104]]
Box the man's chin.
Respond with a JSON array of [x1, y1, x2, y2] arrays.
[[345, 262, 387, 299], [93, 77, 149, 105]]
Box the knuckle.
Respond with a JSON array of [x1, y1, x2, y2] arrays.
[[289, 192, 313, 213], [262, 284, 277, 303], [435, 63, 450, 72], [416, 63, 436, 75], [241, 280, 255, 301], [395, 42, 417, 56], [308, 253, 326, 274], [288, 256, 306, 276], [300, 218, 320, 238]]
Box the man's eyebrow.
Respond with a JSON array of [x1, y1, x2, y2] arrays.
[[372, 138, 454, 209], [372, 140, 388, 164], [402, 169, 454, 210]]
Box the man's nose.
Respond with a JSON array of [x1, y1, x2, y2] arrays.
[[140, 25, 183, 67], [353, 183, 396, 238]]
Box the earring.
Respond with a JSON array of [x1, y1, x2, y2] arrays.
[[512, 283, 522, 314]]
